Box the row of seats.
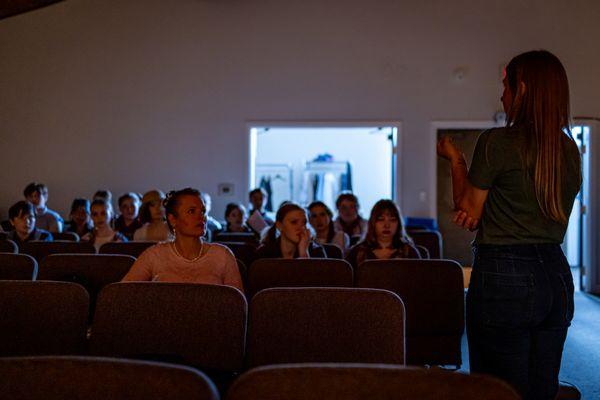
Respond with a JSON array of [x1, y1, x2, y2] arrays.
[[0, 239, 155, 260], [0, 356, 520, 400], [0, 281, 462, 378], [0, 254, 465, 367]]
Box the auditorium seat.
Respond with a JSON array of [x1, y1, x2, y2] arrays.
[[0, 253, 38, 280], [38, 254, 135, 317], [0, 356, 219, 400], [0, 238, 18, 253], [99, 241, 156, 258], [53, 232, 80, 241], [90, 282, 247, 391], [247, 258, 353, 298], [226, 364, 520, 400], [0, 281, 88, 356], [20, 240, 96, 263], [218, 242, 258, 270], [356, 259, 464, 367], [408, 230, 443, 259], [214, 232, 258, 245], [246, 287, 405, 368]]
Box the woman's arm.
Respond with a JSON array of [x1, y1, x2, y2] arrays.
[[438, 137, 489, 230]]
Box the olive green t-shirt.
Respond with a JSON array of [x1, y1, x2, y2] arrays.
[[468, 126, 581, 245]]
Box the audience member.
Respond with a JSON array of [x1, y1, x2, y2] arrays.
[[248, 188, 275, 225], [114, 192, 142, 240], [122, 188, 243, 292], [308, 201, 350, 253], [81, 199, 127, 251], [346, 199, 419, 268], [256, 202, 326, 259], [6, 200, 53, 246], [200, 192, 222, 240], [133, 190, 173, 242], [64, 198, 93, 238], [223, 202, 253, 233], [23, 182, 63, 233], [333, 191, 367, 242]]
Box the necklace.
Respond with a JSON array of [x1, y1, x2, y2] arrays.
[[172, 240, 204, 262]]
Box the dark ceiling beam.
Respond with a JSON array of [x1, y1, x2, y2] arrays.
[[0, 0, 65, 20]]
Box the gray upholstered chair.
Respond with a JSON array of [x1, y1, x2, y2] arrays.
[[0, 281, 88, 356], [356, 259, 464, 367], [408, 230, 443, 259], [246, 287, 405, 368], [0, 356, 219, 400], [0, 253, 38, 280], [226, 364, 520, 400], [99, 241, 156, 258], [20, 240, 96, 263], [90, 282, 247, 390], [247, 258, 353, 298], [0, 238, 18, 253]]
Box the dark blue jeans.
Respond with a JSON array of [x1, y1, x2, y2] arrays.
[[467, 244, 574, 400]]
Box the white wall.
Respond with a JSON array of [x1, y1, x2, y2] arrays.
[[255, 127, 392, 215], [1, 0, 599, 221]]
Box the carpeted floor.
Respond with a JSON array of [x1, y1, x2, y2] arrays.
[[460, 268, 600, 399]]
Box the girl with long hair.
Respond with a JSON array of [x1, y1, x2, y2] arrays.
[[438, 50, 581, 400], [308, 201, 350, 254], [256, 202, 326, 259], [345, 199, 420, 268]]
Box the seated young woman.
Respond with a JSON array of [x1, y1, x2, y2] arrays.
[[333, 192, 368, 243], [81, 199, 128, 252], [114, 192, 143, 240], [6, 201, 53, 246], [256, 202, 326, 259], [345, 199, 420, 268], [64, 198, 93, 238], [308, 201, 350, 254], [122, 188, 243, 292], [223, 202, 254, 233], [133, 190, 173, 242]]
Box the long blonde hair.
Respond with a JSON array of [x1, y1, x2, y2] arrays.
[[505, 50, 579, 224]]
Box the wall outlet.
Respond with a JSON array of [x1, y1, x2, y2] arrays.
[[218, 183, 234, 196]]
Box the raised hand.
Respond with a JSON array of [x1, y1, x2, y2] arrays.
[[437, 136, 462, 162]]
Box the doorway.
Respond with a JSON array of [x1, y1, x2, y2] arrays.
[[248, 124, 399, 217]]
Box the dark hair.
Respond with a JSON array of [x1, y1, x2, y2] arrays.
[[224, 202, 246, 228], [163, 188, 202, 232], [505, 50, 578, 224], [249, 188, 267, 200], [138, 190, 166, 224], [262, 202, 306, 246], [23, 182, 47, 198], [335, 191, 360, 210], [70, 198, 90, 215], [364, 199, 411, 249], [118, 192, 140, 207], [308, 201, 336, 243], [9, 201, 35, 220], [93, 190, 112, 202]]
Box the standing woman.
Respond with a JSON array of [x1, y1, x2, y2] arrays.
[[438, 50, 581, 400]]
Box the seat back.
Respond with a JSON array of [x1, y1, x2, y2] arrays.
[[98, 241, 156, 258], [356, 259, 464, 366], [0, 253, 38, 280], [408, 231, 443, 259], [247, 258, 353, 298], [215, 232, 258, 245], [39, 254, 136, 316], [90, 282, 247, 372], [218, 242, 258, 269], [321, 243, 343, 259], [0, 239, 18, 253], [53, 232, 80, 241], [415, 245, 430, 259], [246, 287, 405, 368], [0, 356, 219, 400], [227, 364, 520, 400], [20, 240, 96, 263], [0, 281, 89, 356]]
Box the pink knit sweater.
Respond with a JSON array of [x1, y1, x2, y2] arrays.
[[122, 242, 243, 293]]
